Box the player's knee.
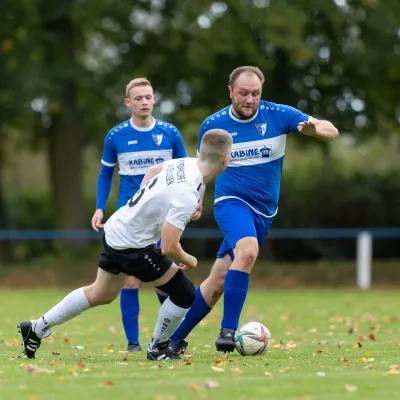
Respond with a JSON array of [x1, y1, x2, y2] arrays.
[[84, 286, 117, 306], [236, 244, 258, 269], [124, 276, 140, 289], [157, 270, 195, 309]]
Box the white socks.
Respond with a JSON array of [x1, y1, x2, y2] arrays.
[[150, 297, 189, 350], [33, 288, 90, 338]]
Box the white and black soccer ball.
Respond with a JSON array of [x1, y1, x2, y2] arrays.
[[235, 321, 272, 356]]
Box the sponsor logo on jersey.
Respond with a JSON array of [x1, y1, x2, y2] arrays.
[[128, 140, 138, 145], [231, 145, 272, 162], [230, 132, 238, 136], [152, 134, 163, 146], [129, 156, 164, 167], [255, 123, 267, 136]]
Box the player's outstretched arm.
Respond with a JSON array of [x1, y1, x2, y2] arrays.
[[140, 164, 164, 188], [161, 221, 197, 269], [298, 117, 339, 141]]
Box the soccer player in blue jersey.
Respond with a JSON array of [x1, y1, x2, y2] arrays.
[[91, 77, 194, 352], [170, 66, 339, 353]]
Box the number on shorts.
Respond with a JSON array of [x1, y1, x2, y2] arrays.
[[128, 176, 158, 207]]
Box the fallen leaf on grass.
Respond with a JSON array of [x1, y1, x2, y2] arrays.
[[68, 368, 77, 376], [316, 350, 323, 354], [58, 377, 63, 383], [99, 381, 114, 388], [271, 344, 281, 349], [47, 337, 54, 344], [151, 365, 162, 369], [363, 365, 373, 370], [77, 360, 86, 368], [338, 356, 349, 363], [27, 364, 55, 374], [345, 384, 357, 392], [357, 358, 368, 363], [383, 369, 400, 375], [117, 362, 128, 366], [51, 352, 60, 356], [187, 383, 200, 391], [108, 326, 116, 334], [369, 334, 376, 341], [211, 366, 224, 372], [72, 346, 84, 350], [353, 342, 362, 348], [230, 367, 243, 375], [156, 380, 163, 385], [19, 363, 28, 369], [204, 379, 220, 388], [50, 361, 62, 367], [316, 372, 326, 377], [264, 371, 273, 379], [31, 395, 40, 400], [64, 338, 70, 344]]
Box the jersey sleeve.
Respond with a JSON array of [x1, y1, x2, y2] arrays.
[[172, 128, 188, 158], [165, 188, 198, 231], [197, 119, 209, 155], [101, 131, 117, 167], [279, 104, 310, 134]]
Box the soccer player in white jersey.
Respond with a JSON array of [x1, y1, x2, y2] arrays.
[[18, 129, 232, 361], [170, 66, 339, 354], [90, 78, 195, 353]]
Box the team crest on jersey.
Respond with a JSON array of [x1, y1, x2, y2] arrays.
[[255, 123, 267, 136], [152, 134, 163, 146]]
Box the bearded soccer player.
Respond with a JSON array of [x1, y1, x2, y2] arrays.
[[170, 66, 339, 354], [90, 78, 195, 352]]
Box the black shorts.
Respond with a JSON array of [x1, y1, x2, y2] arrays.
[[98, 234, 173, 283]]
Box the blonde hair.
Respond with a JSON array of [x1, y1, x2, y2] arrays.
[[199, 129, 233, 164], [125, 77, 152, 97], [229, 66, 265, 86]]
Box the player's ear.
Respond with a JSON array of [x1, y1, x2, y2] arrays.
[[124, 97, 130, 107], [228, 85, 233, 98]]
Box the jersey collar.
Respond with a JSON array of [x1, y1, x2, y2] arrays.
[[228, 105, 259, 123], [129, 117, 156, 131]]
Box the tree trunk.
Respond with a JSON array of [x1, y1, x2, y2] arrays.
[[45, 0, 88, 251]]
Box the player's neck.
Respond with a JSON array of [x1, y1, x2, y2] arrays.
[[197, 160, 215, 184], [131, 115, 154, 129]]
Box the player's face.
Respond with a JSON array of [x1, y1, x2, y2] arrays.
[[125, 85, 155, 120], [229, 73, 262, 119]]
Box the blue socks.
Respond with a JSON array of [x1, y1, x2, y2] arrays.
[[120, 288, 140, 345], [170, 286, 211, 343], [221, 270, 250, 330], [121, 288, 168, 345]]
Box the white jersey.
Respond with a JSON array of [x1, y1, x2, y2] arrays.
[[104, 158, 203, 249]]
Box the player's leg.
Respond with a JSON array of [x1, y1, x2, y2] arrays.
[[18, 267, 126, 359], [169, 253, 231, 350], [214, 200, 262, 352], [120, 276, 142, 352], [127, 244, 195, 361]]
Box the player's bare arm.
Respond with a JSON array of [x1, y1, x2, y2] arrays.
[[191, 184, 206, 221], [297, 117, 339, 141], [140, 164, 164, 188], [161, 221, 198, 268]]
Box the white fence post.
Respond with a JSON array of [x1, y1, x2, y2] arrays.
[[356, 231, 373, 290]]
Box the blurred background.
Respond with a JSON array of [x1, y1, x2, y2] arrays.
[[0, 0, 399, 288]]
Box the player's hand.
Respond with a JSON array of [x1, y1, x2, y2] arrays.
[[191, 204, 203, 221], [178, 263, 189, 271], [91, 209, 105, 231], [297, 120, 317, 137]]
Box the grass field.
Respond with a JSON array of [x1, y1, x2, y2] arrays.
[[0, 289, 399, 400]]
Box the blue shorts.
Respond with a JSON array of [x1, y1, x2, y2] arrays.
[[214, 199, 275, 260]]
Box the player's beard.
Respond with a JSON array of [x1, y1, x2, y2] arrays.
[[232, 101, 258, 119]]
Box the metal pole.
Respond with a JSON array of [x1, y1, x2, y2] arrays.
[[356, 232, 373, 290]]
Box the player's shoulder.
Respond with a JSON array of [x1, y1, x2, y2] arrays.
[[200, 105, 231, 131], [154, 119, 181, 136], [259, 100, 300, 116], [106, 119, 131, 138]]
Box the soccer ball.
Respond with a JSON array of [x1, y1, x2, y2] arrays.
[[235, 321, 271, 356]]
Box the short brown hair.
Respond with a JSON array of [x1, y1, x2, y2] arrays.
[[229, 66, 265, 86], [199, 129, 233, 164], [125, 77, 152, 97]]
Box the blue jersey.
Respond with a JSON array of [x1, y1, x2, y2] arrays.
[[97, 118, 187, 211], [198, 101, 309, 217]]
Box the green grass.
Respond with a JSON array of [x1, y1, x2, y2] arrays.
[[0, 290, 399, 400]]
